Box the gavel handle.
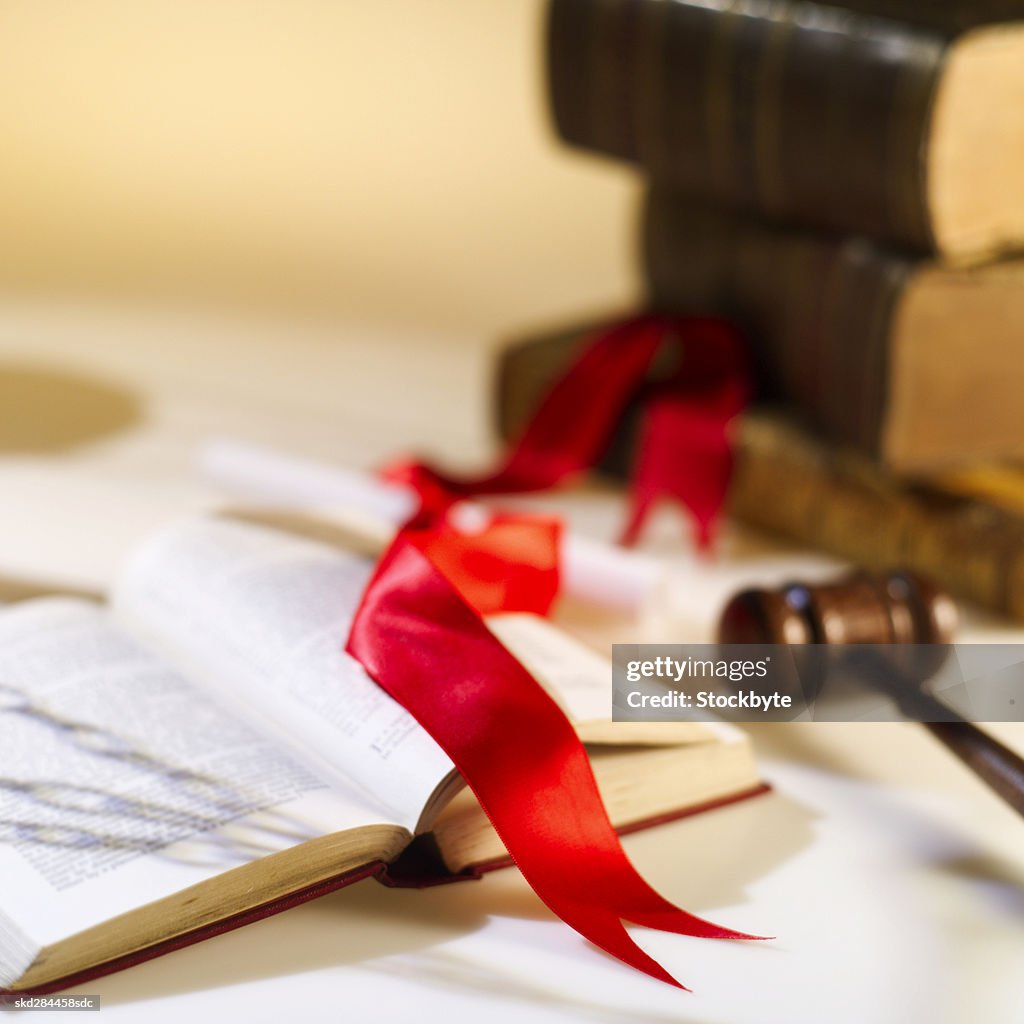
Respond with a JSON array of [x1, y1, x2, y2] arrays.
[[922, 720, 1024, 817], [899, 686, 1024, 817]]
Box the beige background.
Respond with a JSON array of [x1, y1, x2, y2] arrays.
[[0, 0, 639, 335], [0, 9, 1021, 1017]]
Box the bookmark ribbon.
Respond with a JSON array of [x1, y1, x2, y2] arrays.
[[346, 537, 760, 990], [346, 315, 761, 987]]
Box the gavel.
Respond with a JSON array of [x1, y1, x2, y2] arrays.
[[717, 569, 1024, 817]]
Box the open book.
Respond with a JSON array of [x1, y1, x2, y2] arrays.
[[0, 518, 763, 994]]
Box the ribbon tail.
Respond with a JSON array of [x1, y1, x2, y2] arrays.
[[619, 482, 718, 552], [346, 538, 763, 988], [626, 395, 741, 552], [545, 899, 689, 990], [596, 848, 769, 941], [545, 889, 766, 989], [619, 894, 768, 942], [619, 488, 655, 548]]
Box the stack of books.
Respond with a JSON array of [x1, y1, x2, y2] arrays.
[[500, 0, 1024, 621]]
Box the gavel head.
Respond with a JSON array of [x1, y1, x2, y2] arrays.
[[717, 569, 957, 646], [717, 569, 958, 696]]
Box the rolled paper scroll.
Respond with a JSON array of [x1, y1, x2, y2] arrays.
[[198, 436, 665, 614]]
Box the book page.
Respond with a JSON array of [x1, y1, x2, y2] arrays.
[[111, 518, 457, 834], [486, 613, 720, 746], [214, 509, 718, 749], [0, 597, 395, 979]]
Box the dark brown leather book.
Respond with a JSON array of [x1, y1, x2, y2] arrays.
[[728, 414, 1024, 624], [641, 191, 1024, 470], [547, 0, 1024, 259], [497, 324, 1024, 621]]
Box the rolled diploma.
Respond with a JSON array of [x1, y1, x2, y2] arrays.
[[198, 438, 664, 613]]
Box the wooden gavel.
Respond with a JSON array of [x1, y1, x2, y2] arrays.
[[717, 569, 1024, 817]]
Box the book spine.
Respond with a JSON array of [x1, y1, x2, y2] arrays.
[[730, 417, 1024, 622], [546, 0, 947, 250], [496, 331, 1024, 622], [642, 190, 918, 460]]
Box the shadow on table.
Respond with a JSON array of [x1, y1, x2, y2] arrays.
[[84, 788, 814, 1016], [941, 852, 1024, 920], [0, 361, 141, 454], [747, 721, 1024, 921], [0, 575, 100, 604]]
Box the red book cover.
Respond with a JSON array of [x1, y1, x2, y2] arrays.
[[1, 782, 769, 998]]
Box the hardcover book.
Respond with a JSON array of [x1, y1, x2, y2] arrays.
[[642, 191, 1024, 470], [0, 516, 762, 995], [548, 0, 1024, 259]]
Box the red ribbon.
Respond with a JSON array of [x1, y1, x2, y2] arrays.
[[396, 511, 563, 617], [387, 313, 750, 550], [346, 316, 761, 987], [347, 538, 760, 990]]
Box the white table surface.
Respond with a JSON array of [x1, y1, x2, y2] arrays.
[[1, 306, 1021, 1024]]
